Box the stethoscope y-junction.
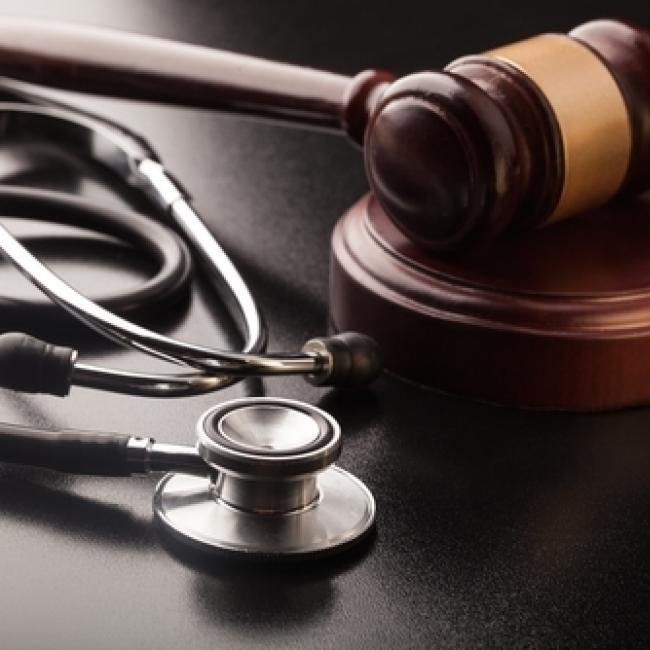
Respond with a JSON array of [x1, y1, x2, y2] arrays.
[[0, 78, 380, 559]]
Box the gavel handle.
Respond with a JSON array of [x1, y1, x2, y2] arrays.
[[0, 17, 359, 130]]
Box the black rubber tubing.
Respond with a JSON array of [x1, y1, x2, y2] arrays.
[[0, 186, 196, 395], [0, 421, 133, 476], [0, 185, 193, 319]]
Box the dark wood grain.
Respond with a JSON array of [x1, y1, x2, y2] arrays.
[[0, 17, 649, 252], [0, 16, 351, 128], [331, 192, 650, 409], [447, 55, 564, 234]]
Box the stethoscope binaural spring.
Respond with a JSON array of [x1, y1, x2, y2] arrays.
[[0, 77, 380, 559]]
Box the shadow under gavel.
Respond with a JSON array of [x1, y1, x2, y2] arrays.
[[0, 17, 647, 252]]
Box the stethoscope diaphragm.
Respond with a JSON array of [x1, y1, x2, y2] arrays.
[[153, 398, 376, 560]]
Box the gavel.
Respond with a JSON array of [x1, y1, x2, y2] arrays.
[[0, 17, 648, 251]]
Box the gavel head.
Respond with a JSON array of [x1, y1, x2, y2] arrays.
[[346, 20, 650, 253]]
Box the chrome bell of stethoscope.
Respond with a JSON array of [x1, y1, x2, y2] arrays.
[[154, 397, 375, 559]]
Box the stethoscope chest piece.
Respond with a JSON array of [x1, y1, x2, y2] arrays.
[[153, 398, 375, 560]]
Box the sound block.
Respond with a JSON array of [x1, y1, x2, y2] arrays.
[[330, 192, 650, 410]]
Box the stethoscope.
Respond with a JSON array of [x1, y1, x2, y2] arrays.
[[0, 77, 380, 560]]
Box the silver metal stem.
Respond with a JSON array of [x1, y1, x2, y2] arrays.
[[126, 437, 207, 475], [212, 474, 319, 514], [71, 363, 232, 397], [148, 442, 207, 475]]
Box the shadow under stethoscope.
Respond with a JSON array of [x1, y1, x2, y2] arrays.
[[190, 569, 338, 631], [0, 464, 156, 549], [159, 522, 375, 630], [317, 388, 384, 437], [0, 391, 156, 551]]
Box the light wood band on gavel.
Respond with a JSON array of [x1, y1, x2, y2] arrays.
[[0, 17, 647, 251], [486, 34, 631, 226]]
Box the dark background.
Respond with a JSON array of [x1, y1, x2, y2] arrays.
[[0, 1, 649, 648]]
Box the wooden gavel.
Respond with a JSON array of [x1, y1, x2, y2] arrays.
[[0, 17, 648, 251]]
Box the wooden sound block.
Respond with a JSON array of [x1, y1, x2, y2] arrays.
[[330, 192, 650, 410]]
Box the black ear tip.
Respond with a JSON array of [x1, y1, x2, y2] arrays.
[[302, 332, 383, 388], [0, 332, 76, 396]]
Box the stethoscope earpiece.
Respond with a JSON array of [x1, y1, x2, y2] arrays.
[[153, 398, 375, 559], [302, 332, 383, 388]]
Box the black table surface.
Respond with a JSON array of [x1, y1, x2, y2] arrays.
[[0, 1, 649, 648]]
